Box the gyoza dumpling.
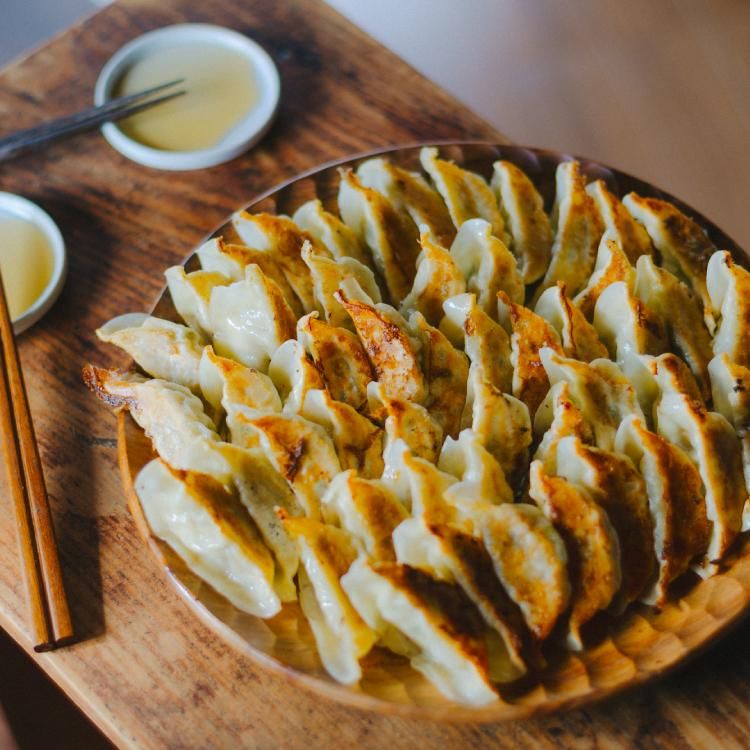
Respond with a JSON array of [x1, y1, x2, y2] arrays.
[[450, 219, 524, 315], [232, 211, 331, 313], [321, 470, 407, 561], [593, 280, 666, 365], [441, 293, 512, 393], [196, 236, 303, 316], [96, 314, 205, 393], [301, 241, 382, 330], [497, 291, 563, 418], [461, 363, 531, 485], [409, 312, 468, 438], [529, 461, 620, 650], [482, 503, 570, 640], [623, 194, 717, 311], [300, 389, 384, 478], [356, 157, 455, 246], [297, 313, 374, 412], [652, 360, 746, 564], [540, 348, 644, 451], [420, 147, 507, 241], [634, 254, 713, 398], [707, 250, 750, 367], [586, 180, 652, 263], [284, 518, 376, 684], [135, 459, 280, 618], [491, 159, 552, 283], [336, 280, 426, 403], [573, 233, 635, 319], [165, 266, 231, 337], [538, 161, 604, 298], [615, 416, 710, 605], [399, 230, 466, 326], [554, 436, 655, 609], [208, 264, 297, 371], [341, 558, 499, 705], [267, 339, 325, 415], [338, 168, 419, 303], [535, 283, 608, 362], [292, 199, 370, 264]]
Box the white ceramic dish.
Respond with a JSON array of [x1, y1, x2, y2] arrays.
[[94, 24, 281, 171], [0, 192, 67, 334]]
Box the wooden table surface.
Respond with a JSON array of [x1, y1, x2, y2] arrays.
[[1, 1, 749, 748]]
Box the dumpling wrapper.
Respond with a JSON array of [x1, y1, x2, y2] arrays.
[[536, 282, 609, 362], [615, 416, 710, 605], [450, 218, 524, 316], [284, 518, 377, 685], [267, 339, 326, 415], [208, 264, 297, 372], [529, 461, 621, 651], [491, 159, 552, 283], [136, 459, 280, 618], [707, 250, 750, 368], [342, 558, 500, 705], [292, 199, 370, 264], [165, 266, 231, 338], [96, 313, 206, 393]]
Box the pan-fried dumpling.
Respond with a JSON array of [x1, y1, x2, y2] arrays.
[[284, 518, 376, 684], [208, 264, 297, 371], [707, 250, 750, 368], [593, 280, 666, 365], [267, 339, 325, 415], [573, 233, 635, 319], [529, 461, 620, 650], [321, 470, 407, 561], [555, 436, 655, 609], [441, 293, 512, 393], [338, 168, 419, 303], [450, 219, 524, 315], [336, 280, 426, 403], [292, 199, 370, 264], [540, 348, 643, 451], [232, 211, 331, 313], [300, 389, 384, 478], [135, 459, 280, 618], [462, 363, 531, 485], [634, 254, 713, 398], [342, 558, 499, 705], [196, 237, 303, 316], [482, 503, 570, 640], [615, 416, 709, 604], [491, 159, 552, 283], [623, 194, 716, 311], [409, 312, 468, 438], [420, 147, 507, 240], [96, 313, 205, 393], [586, 180, 652, 263], [399, 231, 465, 325], [165, 266, 231, 337], [389, 448, 458, 523], [301, 241, 382, 330], [356, 157, 455, 246], [538, 161, 604, 298], [535, 282, 608, 362], [653, 364, 746, 563], [497, 291, 563, 417], [296, 313, 374, 412]]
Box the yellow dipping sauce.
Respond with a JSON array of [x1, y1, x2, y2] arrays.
[[0, 217, 54, 320], [115, 43, 258, 151]]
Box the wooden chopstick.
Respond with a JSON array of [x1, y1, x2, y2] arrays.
[[0, 269, 72, 650]]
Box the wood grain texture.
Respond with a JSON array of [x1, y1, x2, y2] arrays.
[[0, 1, 748, 748]]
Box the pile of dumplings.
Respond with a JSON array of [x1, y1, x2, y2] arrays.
[[84, 147, 750, 707]]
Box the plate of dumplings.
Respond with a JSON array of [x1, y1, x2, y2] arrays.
[[84, 142, 750, 721]]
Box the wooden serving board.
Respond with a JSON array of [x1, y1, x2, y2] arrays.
[[1, 1, 750, 748]]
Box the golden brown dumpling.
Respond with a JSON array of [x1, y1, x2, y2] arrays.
[[707, 250, 750, 368]]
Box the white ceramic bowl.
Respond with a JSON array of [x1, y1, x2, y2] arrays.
[[0, 192, 67, 335], [94, 24, 281, 170]]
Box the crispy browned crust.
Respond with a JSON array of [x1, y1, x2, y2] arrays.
[[81, 365, 134, 410], [575, 238, 633, 319]]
